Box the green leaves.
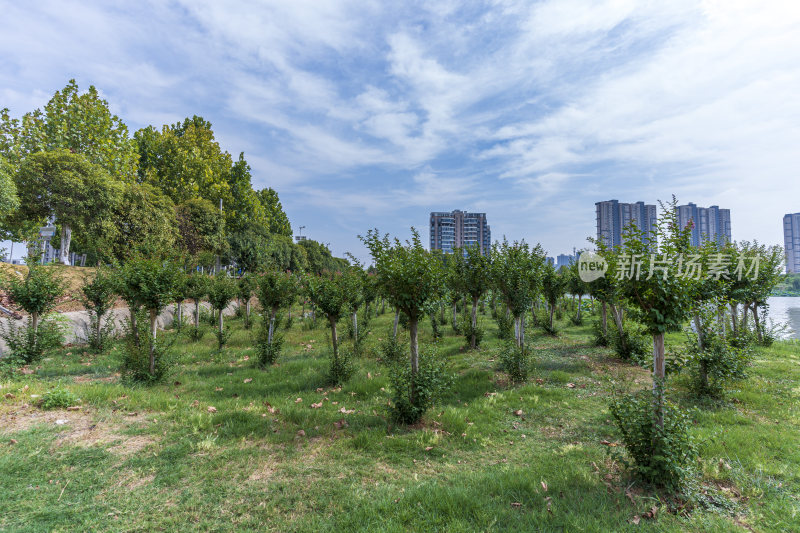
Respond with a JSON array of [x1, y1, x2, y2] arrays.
[[256, 270, 297, 314], [116, 257, 182, 313], [207, 274, 238, 312], [2, 263, 65, 316], [360, 228, 444, 321]]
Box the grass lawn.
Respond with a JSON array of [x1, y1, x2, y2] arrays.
[[1, 305, 798, 532]]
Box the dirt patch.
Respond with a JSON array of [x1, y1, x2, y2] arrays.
[[1, 405, 157, 455], [248, 465, 275, 481]]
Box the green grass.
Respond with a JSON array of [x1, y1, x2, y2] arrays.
[[1, 307, 798, 532]]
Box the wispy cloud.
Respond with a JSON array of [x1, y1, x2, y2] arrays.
[[2, 0, 800, 261]]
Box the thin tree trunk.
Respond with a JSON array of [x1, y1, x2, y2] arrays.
[[601, 302, 608, 337], [470, 295, 478, 349], [730, 303, 738, 335], [329, 316, 339, 359], [194, 300, 200, 332], [246, 299, 251, 325], [149, 309, 158, 375], [409, 318, 419, 374], [218, 309, 224, 336], [58, 225, 72, 265], [393, 310, 399, 338], [268, 308, 276, 345], [519, 313, 525, 347], [352, 311, 358, 340], [742, 304, 749, 330], [452, 303, 457, 329], [652, 332, 666, 427], [130, 305, 139, 347], [577, 295, 582, 321], [753, 303, 763, 342], [96, 310, 103, 341], [176, 301, 183, 331], [549, 304, 555, 331]]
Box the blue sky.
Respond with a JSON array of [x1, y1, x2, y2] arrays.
[[2, 0, 800, 262]]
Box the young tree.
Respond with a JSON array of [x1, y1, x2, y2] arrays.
[[450, 245, 491, 348], [116, 257, 180, 376], [256, 270, 297, 348], [184, 272, 210, 339], [14, 150, 122, 265], [617, 199, 696, 425], [306, 271, 354, 363], [237, 273, 256, 329], [567, 259, 589, 323], [79, 267, 117, 351], [207, 273, 238, 349], [541, 263, 567, 333], [171, 270, 189, 332], [361, 229, 445, 383], [1, 259, 65, 362], [490, 239, 544, 348]]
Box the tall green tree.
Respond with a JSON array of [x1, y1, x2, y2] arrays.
[[0, 154, 19, 239], [14, 150, 122, 265], [255, 187, 292, 237], [0, 80, 137, 179], [450, 245, 491, 349]]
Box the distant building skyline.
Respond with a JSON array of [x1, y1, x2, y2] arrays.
[[675, 202, 732, 247], [429, 210, 491, 256], [784, 213, 800, 274], [595, 200, 657, 248]]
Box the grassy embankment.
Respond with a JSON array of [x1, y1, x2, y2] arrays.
[[1, 303, 798, 531]]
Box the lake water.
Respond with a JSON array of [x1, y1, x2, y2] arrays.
[[766, 297, 800, 340]]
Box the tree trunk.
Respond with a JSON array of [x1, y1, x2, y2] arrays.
[[609, 303, 624, 335], [577, 295, 582, 321], [753, 303, 763, 342], [176, 301, 183, 331], [549, 303, 555, 331], [393, 310, 399, 338], [730, 303, 738, 335], [96, 310, 103, 341], [652, 332, 666, 428], [218, 308, 224, 336], [742, 304, 749, 330], [268, 308, 276, 345], [601, 302, 608, 337], [58, 224, 72, 265], [409, 317, 419, 374], [470, 295, 478, 349], [130, 305, 139, 347], [149, 309, 158, 375], [693, 314, 704, 351], [352, 310, 358, 340], [246, 299, 251, 326], [194, 300, 200, 332], [513, 316, 519, 343], [519, 313, 525, 347], [329, 316, 339, 359], [452, 303, 457, 329]]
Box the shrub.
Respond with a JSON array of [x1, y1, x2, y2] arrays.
[[684, 331, 753, 397], [379, 332, 406, 366], [592, 319, 611, 347], [495, 311, 514, 340], [429, 313, 442, 340], [458, 315, 484, 348], [256, 327, 284, 367], [40, 387, 80, 410], [388, 350, 452, 425], [119, 309, 174, 383], [85, 313, 117, 352], [328, 345, 354, 385], [499, 342, 529, 384], [536, 309, 558, 336], [80, 267, 117, 352], [609, 384, 698, 491], [0, 315, 67, 364], [610, 322, 650, 364]]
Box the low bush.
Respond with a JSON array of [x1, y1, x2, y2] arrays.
[[610, 322, 650, 364], [494, 311, 514, 340], [119, 310, 174, 384], [328, 345, 354, 385], [499, 342, 529, 384], [379, 332, 406, 366], [0, 315, 67, 364], [388, 350, 452, 425], [609, 384, 698, 491], [40, 387, 81, 410], [592, 319, 611, 347], [684, 331, 754, 397]]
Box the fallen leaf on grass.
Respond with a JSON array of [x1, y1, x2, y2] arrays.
[[566, 383, 576, 388], [513, 410, 523, 416], [243, 378, 253, 384], [642, 506, 658, 519], [296, 430, 306, 437], [207, 406, 217, 413], [339, 407, 354, 414], [66, 406, 81, 411], [295, 398, 303, 403], [4, 393, 14, 399], [215, 387, 223, 392], [629, 515, 640, 525], [425, 446, 434, 451], [541, 481, 548, 492], [334, 419, 348, 430], [511, 502, 522, 508], [599, 440, 617, 447], [311, 402, 322, 409]]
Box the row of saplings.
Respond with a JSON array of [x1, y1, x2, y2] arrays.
[[0, 202, 785, 500]]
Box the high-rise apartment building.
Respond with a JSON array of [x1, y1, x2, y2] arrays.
[[595, 200, 657, 247], [430, 210, 491, 256], [675, 203, 731, 247], [784, 213, 800, 274]]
